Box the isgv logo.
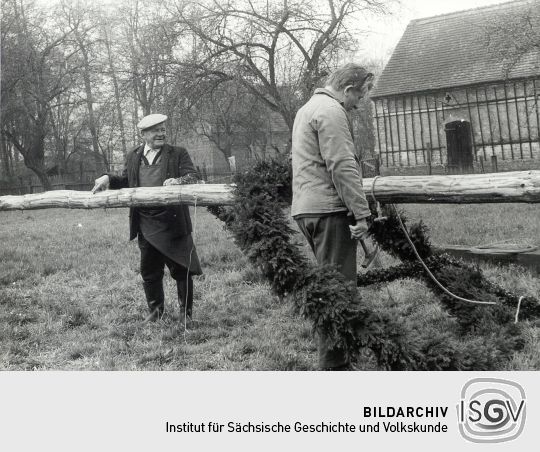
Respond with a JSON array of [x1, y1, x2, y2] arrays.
[[457, 378, 526, 443]]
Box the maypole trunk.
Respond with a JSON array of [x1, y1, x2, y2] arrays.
[[1, 171, 540, 211]]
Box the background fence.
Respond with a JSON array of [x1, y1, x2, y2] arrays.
[[0, 173, 97, 196], [1, 156, 518, 197], [0, 170, 241, 196]]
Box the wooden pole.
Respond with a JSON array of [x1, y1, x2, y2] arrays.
[[374, 104, 383, 157], [492, 86, 505, 160], [491, 155, 498, 172], [503, 82, 515, 159], [380, 100, 390, 168], [387, 98, 396, 166], [533, 79, 540, 150], [523, 80, 533, 159], [401, 96, 410, 166], [513, 81, 524, 159], [484, 85, 495, 158], [2, 172, 540, 211], [361, 170, 540, 204], [410, 95, 419, 165], [417, 95, 427, 166], [394, 97, 404, 165], [0, 184, 236, 211], [424, 95, 438, 162], [432, 95, 443, 162]]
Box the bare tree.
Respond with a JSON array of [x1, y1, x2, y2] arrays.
[[173, 0, 393, 131], [0, 0, 393, 189], [58, 0, 112, 171], [48, 90, 86, 176], [120, 0, 184, 116], [185, 80, 270, 168], [102, 23, 128, 158], [0, 0, 81, 189]]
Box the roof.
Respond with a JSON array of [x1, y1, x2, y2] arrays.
[[370, 0, 540, 98]]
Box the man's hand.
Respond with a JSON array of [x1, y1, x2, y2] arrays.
[[349, 218, 369, 240], [163, 178, 181, 186], [91, 175, 110, 193]]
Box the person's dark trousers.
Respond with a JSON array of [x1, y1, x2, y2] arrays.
[[295, 213, 358, 369], [176, 274, 193, 320], [138, 233, 194, 320]]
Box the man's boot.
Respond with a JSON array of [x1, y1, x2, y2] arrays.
[[143, 281, 164, 321], [177, 276, 193, 324]]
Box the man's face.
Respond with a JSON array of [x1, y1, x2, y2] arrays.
[[342, 82, 373, 111], [142, 123, 166, 148]]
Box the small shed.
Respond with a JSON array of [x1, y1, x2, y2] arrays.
[[370, 0, 540, 175]]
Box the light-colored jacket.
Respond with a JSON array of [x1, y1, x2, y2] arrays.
[[291, 88, 370, 220]]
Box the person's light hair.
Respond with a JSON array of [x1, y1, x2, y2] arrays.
[[326, 63, 373, 91]]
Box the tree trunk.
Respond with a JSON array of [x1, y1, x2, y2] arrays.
[[4, 129, 52, 190], [24, 135, 51, 191], [104, 28, 127, 158], [74, 31, 104, 172], [25, 162, 52, 191], [0, 135, 13, 179], [2, 171, 540, 211], [34, 168, 52, 191], [132, 84, 139, 144], [0, 184, 235, 210]]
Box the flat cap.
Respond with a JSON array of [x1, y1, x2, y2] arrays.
[[137, 114, 168, 131]]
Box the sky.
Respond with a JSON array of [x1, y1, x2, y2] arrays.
[[359, 0, 516, 61], [34, 0, 518, 62]]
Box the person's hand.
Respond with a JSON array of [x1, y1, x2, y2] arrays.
[[91, 175, 110, 193], [349, 218, 369, 240], [163, 178, 181, 186]]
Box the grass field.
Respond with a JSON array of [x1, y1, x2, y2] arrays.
[[1, 203, 539, 370]]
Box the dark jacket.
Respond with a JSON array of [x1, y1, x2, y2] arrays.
[[108, 143, 199, 240]]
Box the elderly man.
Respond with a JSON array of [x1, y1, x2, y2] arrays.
[[92, 113, 202, 323], [291, 63, 374, 370]]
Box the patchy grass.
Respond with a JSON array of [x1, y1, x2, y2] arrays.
[[0, 204, 539, 370], [401, 203, 540, 247], [0, 208, 316, 370]]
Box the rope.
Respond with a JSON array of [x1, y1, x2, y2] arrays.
[[390, 204, 496, 305], [182, 194, 198, 341], [370, 176, 383, 218], [371, 175, 531, 318], [370, 175, 381, 203], [515, 296, 524, 323], [369, 175, 495, 305]]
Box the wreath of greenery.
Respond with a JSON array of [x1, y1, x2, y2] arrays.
[[208, 159, 540, 370]]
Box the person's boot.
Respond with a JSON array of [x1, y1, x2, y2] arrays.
[[177, 276, 193, 325], [143, 281, 164, 321]]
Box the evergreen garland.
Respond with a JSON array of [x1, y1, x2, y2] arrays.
[[208, 159, 540, 370], [366, 212, 539, 330], [368, 206, 433, 261]]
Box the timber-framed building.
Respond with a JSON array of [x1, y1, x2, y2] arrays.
[[370, 0, 540, 175]]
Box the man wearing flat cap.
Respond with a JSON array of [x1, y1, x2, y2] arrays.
[[92, 113, 202, 323]]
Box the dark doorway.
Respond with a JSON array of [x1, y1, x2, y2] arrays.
[[445, 120, 473, 174]]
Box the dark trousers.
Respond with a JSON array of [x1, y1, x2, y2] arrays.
[[296, 213, 357, 368], [137, 233, 193, 318]]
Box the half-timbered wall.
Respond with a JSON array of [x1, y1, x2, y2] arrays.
[[373, 77, 540, 174]]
